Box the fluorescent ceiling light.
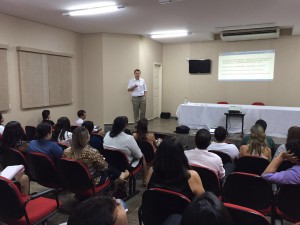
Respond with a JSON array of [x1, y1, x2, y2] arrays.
[[63, 3, 123, 16], [150, 30, 189, 39]]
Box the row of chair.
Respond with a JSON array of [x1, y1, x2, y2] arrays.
[[138, 180, 300, 225], [138, 188, 272, 225]]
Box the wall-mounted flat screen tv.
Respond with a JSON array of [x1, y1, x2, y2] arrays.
[[189, 59, 211, 74]]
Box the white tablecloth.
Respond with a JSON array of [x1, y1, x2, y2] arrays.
[[176, 103, 300, 137]]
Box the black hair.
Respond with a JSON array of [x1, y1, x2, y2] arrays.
[[285, 140, 300, 160], [255, 119, 267, 132], [1, 121, 26, 148], [82, 121, 94, 134], [0, 112, 3, 122], [152, 136, 191, 184], [52, 117, 71, 141], [77, 110, 86, 118], [42, 110, 50, 120], [36, 122, 52, 139], [134, 69, 141, 73], [136, 118, 148, 141], [180, 192, 233, 225], [68, 196, 116, 225], [195, 129, 211, 149], [214, 126, 227, 142], [109, 116, 126, 138]]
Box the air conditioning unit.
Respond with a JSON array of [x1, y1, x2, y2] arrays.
[[220, 27, 280, 41]]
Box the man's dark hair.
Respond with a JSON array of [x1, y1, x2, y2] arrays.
[[36, 122, 52, 139], [255, 119, 267, 132], [82, 121, 94, 134], [195, 129, 211, 149], [214, 126, 227, 142], [77, 110, 86, 118], [180, 192, 233, 225], [42, 110, 50, 120], [68, 196, 116, 225], [285, 140, 300, 160], [134, 69, 141, 73]]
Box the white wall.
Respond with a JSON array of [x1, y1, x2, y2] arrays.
[[0, 13, 83, 127], [162, 37, 300, 116]]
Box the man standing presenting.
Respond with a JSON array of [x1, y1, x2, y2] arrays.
[[128, 69, 147, 123]]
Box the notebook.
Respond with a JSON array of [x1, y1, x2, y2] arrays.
[[0, 165, 24, 180]]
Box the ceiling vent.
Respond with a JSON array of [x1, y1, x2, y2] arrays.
[[219, 26, 280, 41]]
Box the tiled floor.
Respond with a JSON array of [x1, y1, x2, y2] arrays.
[[5, 118, 290, 225]]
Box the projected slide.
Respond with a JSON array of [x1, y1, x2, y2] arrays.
[[218, 50, 275, 81]]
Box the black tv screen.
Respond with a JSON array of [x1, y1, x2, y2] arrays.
[[189, 59, 211, 74]]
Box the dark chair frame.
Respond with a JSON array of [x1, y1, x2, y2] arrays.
[[138, 188, 191, 225], [26, 152, 62, 189], [275, 184, 300, 223], [224, 203, 270, 225], [222, 172, 273, 216], [25, 126, 36, 142], [57, 158, 111, 199], [101, 148, 143, 198], [235, 156, 269, 175], [136, 140, 155, 164], [190, 164, 221, 196]]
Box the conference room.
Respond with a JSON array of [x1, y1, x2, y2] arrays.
[[1, 0, 300, 224]]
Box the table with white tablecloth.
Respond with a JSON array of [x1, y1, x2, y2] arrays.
[[176, 103, 300, 138]]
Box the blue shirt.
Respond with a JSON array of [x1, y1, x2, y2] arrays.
[[27, 139, 63, 160]]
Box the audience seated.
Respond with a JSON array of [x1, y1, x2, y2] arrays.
[[185, 129, 225, 180], [262, 140, 300, 185], [274, 126, 300, 158], [146, 136, 205, 200], [163, 192, 233, 225], [63, 126, 129, 185], [82, 120, 104, 151], [133, 118, 159, 152], [0, 112, 5, 135], [1, 121, 27, 152], [42, 109, 55, 126], [75, 110, 86, 126], [241, 119, 275, 156], [103, 116, 143, 168], [27, 122, 63, 160], [52, 117, 72, 146], [207, 126, 239, 160], [67, 196, 128, 225], [240, 125, 272, 161]]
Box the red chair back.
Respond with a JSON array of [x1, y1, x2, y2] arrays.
[[252, 102, 265, 106], [223, 172, 273, 215], [57, 158, 110, 198], [27, 152, 61, 189], [276, 184, 300, 223], [217, 101, 228, 104], [190, 164, 221, 196], [224, 203, 270, 225]]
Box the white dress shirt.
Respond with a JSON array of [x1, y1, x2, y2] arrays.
[[128, 78, 147, 97]]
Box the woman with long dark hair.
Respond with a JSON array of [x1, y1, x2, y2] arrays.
[[103, 116, 143, 166], [52, 117, 72, 146], [146, 136, 205, 200], [133, 118, 159, 152], [1, 121, 27, 152]]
